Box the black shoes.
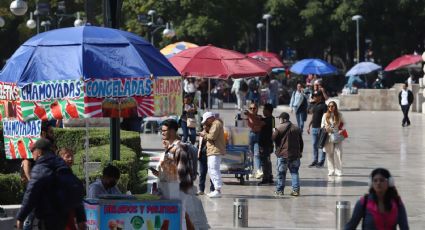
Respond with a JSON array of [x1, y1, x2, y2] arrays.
[[316, 161, 325, 168], [258, 179, 274, 186], [308, 162, 318, 168]]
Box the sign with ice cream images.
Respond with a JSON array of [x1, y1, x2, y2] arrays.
[[2, 119, 41, 159], [85, 199, 182, 230], [153, 77, 182, 116], [19, 79, 85, 121]]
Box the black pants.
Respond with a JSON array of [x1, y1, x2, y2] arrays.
[[198, 152, 215, 193], [401, 105, 411, 125], [259, 152, 273, 182], [201, 93, 208, 109]]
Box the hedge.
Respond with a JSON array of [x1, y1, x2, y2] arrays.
[[0, 173, 24, 204], [0, 127, 148, 205]]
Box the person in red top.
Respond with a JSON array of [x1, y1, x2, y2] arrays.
[[244, 102, 265, 178]]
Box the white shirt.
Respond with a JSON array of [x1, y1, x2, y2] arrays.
[[401, 90, 409, 106], [88, 179, 121, 198]]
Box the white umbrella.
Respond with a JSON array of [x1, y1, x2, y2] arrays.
[[346, 62, 381, 76]]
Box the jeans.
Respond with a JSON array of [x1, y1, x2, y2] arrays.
[[311, 128, 326, 163], [198, 152, 215, 193], [276, 157, 300, 192], [401, 105, 411, 125], [181, 120, 196, 144], [268, 91, 278, 108], [295, 110, 307, 131], [249, 131, 261, 171]]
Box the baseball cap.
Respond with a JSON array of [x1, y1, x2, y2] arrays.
[[277, 112, 290, 120], [201, 112, 215, 124], [30, 138, 52, 152]]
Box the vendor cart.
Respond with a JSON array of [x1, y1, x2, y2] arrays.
[[220, 145, 251, 185]]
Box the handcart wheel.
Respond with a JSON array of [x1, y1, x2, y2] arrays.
[[239, 176, 245, 185]]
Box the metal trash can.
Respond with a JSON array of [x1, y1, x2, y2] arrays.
[[233, 198, 248, 227], [336, 201, 351, 230]]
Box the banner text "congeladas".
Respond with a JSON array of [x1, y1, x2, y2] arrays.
[[85, 78, 152, 98]]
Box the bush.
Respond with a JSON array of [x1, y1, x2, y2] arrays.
[[0, 173, 24, 204]]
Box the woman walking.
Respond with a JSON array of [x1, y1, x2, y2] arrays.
[[345, 168, 409, 229], [321, 101, 345, 176]]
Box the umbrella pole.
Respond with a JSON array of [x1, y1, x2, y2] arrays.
[[208, 79, 211, 110], [110, 118, 120, 161], [84, 119, 90, 197]]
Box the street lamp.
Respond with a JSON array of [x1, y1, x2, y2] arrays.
[[256, 23, 264, 51], [162, 22, 175, 38], [352, 15, 362, 63], [74, 12, 85, 27], [10, 0, 28, 16], [262, 13, 272, 52], [143, 9, 175, 46]]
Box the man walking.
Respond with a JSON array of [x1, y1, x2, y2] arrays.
[[158, 119, 181, 166], [200, 112, 226, 198], [289, 83, 308, 132], [16, 138, 72, 230], [258, 103, 275, 185], [307, 91, 327, 168], [272, 112, 303, 197], [231, 78, 248, 110], [399, 82, 414, 127]]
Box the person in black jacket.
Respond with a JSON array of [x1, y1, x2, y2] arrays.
[[16, 138, 70, 230], [398, 82, 414, 127]]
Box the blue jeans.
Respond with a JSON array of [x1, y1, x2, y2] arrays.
[[295, 110, 307, 131], [268, 91, 278, 108], [276, 157, 300, 192], [198, 150, 214, 193], [181, 120, 196, 144], [311, 128, 326, 163], [249, 131, 261, 171]]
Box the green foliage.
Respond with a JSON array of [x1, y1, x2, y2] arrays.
[[0, 173, 24, 205]]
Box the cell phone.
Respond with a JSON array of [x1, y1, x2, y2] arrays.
[[149, 167, 159, 174]]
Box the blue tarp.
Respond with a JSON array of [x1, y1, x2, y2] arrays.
[[0, 25, 179, 86]]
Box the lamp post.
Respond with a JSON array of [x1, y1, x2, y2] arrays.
[[352, 15, 362, 63], [256, 23, 264, 51], [10, 0, 28, 16], [143, 9, 175, 46], [262, 13, 272, 52]]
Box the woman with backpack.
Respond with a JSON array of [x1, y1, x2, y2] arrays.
[[289, 83, 308, 132], [345, 168, 409, 230]]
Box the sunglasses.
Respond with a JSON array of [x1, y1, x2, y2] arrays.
[[249, 107, 257, 110]]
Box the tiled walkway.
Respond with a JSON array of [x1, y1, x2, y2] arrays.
[[199, 105, 425, 229]]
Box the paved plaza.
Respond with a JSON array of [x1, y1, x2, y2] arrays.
[[140, 103, 425, 229], [196, 104, 425, 229]]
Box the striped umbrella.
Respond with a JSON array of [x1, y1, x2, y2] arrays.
[[160, 41, 198, 58]]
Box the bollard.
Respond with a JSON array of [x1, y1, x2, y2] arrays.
[[336, 201, 351, 230], [233, 198, 248, 227]]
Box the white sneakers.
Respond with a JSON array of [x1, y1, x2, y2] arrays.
[[207, 190, 222, 198]]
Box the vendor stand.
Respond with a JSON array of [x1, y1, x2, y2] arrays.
[[84, 195, 182, 230]]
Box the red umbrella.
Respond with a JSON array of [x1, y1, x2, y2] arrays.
[[384, 54, 422, 71], [247, 51, 284, 68], [169, 45, 271, 79]]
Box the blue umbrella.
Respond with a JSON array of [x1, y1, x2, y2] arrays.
[[290, 58, 337, 75], [345, 62, 381, 76], [0, 25, 179, 85]]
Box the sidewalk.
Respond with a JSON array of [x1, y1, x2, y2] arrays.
[[199, 103, 425, 229]]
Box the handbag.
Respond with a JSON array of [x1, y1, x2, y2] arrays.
[[317, 128, 328, 148], [187, 117, 197, 128], [330, 132, 344, 143]]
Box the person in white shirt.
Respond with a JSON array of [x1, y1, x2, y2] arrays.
[[88, 165, 121, 198], [231, 79, 247, 110], [398, 82, 414, 127]]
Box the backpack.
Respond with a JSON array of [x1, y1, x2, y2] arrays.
[[239, 81, 248, 92], [51, 165, 85, 211]]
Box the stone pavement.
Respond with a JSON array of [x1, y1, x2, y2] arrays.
[[197, 103, 425, 229]]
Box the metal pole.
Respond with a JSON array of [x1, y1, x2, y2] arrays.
[[151, 15, 154, 46], [258, 29, 262, 51], [356, 19, 360, 63], [208, 78, 211, 110], [84, 119, 90, 197], [36, 14, 39, 34], [265, 19, 269, 52]]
